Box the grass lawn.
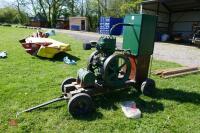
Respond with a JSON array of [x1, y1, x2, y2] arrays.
[[0, 26, 200, 132]]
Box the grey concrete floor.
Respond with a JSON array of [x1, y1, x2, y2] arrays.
[[154, 42, 200, 67], [49, 29, 200, 67]]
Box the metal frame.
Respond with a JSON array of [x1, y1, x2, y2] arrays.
[[18, 78, 136, 115]]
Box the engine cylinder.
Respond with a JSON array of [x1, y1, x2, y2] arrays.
[[77, 68, 95, 87]]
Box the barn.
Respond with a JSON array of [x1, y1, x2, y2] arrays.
[[140, 0, 200, 43]]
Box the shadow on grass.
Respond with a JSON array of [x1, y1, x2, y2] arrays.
[[37, 52, 80, 62], [150, 88, 200, 105], [29, 87, 200, 121], [93, 87, 200, 116], [94, 88, 164, 114], [72, 111, 103, 121], [33, 100, 103, 121], [69, 88, 164, 120]]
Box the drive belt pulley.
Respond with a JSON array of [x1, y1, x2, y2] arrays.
[[103, 54, 131, 88]]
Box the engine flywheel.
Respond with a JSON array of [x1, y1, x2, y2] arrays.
[[103, 54, 131, 88]]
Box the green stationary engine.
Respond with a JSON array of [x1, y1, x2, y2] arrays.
[[21, 14, 157, 118], [77, 35, 131, 88], [96, 36, 116, 56]]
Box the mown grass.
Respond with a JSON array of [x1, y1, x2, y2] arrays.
[[0, 26, 200, 132]]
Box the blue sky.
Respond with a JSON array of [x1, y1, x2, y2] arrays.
[[0, 0, 15, 8], [0, 0, 34, 15]]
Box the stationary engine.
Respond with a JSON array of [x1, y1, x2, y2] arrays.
[[21, 14, 157, 117], [77, 36, 131, 88]]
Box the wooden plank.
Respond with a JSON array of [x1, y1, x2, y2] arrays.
[[153, 70, 165, 75], [153, 67, 189, 75], [163, 70, 200, 78], [162, 67, 199, 76], [153, 67, 199, 78]]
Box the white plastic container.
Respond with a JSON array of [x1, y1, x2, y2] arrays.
[[121, 101, 141, 119]]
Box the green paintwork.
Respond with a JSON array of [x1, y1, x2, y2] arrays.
[[77, 68, 95, 87], [97, 36, 116, 55], [103, 54, 131, 88], [123, 14, 157, 56]]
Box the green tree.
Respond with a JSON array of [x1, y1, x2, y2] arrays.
[[0, 7, 28, 24], [17, 0, 76, 27], [13, 0, 143, 28], [120, 0, 142, 16], [84, 0, 142, 31]]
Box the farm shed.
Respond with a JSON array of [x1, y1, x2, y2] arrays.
[[140, 0, 200, 42], [69, 17, 88, 31], [29, 13, 47, 28]]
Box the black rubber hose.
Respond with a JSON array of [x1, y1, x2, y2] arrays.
[[109, 23, 134, 35]]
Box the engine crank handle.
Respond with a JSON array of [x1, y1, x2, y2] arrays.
[[17, 96, 66, 116]]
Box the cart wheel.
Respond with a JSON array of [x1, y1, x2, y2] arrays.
[[68, 93, 94, 117], [61, 77, 76, 92], [83, 43, 92, 50], [141, 78, 156, 96]]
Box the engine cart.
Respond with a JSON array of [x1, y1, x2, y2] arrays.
[[19, 14, 157, 117]]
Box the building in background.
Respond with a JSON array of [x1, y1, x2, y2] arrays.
[[56, 17, 69, 30], [69, 17, 88, 31], [140, 0, 200, 43], [29, 13, 47, 27]]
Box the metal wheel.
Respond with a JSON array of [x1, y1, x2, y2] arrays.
[[61, 77, 76, 92], [68, 93, 94, 117], [87, 50, 101, 73], [141, 78, 156, 96], [103, 54, 131, 88]]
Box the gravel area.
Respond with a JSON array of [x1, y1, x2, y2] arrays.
[[45, 29, 200, 67], [154, 42, 200, 67]]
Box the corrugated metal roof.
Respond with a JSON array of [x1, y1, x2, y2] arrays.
[[141, 0, 200, 12]]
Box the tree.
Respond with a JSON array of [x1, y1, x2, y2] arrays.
[[103, 0, 124, 17], [84, 0, 99, 31], [120, 0, 142, 16], [16, 0, 72, 27], [12, 0, 143, 28], [0, 7, 28, 24], [36, 0, 64, 27], [84, 0, 143, 31], [67, 0, 80, 16]]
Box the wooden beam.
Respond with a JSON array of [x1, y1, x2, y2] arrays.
[[153, 67, 200, 78], [163, 70, 200, 78], [161, 67, 199, 77]]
